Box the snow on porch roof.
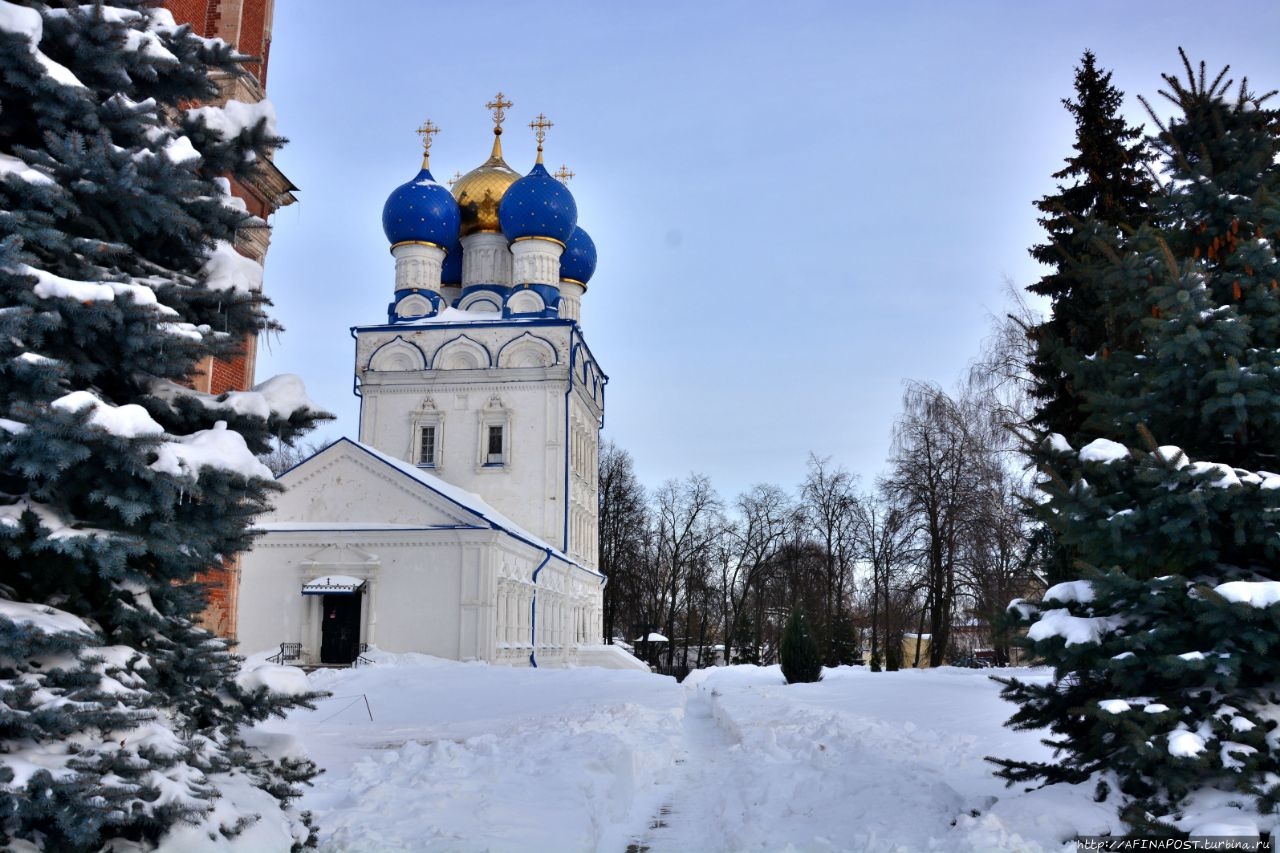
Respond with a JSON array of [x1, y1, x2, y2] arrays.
[[282, 438, 603, 582], [635, 632, 668, 643], [302, 575, 366, 595]]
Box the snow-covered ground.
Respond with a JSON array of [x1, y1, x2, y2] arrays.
[[244, 653, 1123, 852]]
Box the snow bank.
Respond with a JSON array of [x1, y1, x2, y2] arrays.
[[247, 656, 1089, 852], [236, 661, 309, 697], [268, 655, 682, 852]]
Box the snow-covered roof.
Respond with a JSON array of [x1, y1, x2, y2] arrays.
[[279, 438, 601, 580], [353, 308, 571, 331]]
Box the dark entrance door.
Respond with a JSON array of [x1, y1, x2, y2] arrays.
[[320, 591, 361, 664]]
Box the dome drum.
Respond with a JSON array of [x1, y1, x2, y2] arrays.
[[511, 237, 564, 287], [391, 241, 447, 296], [558, 280, 584, 322], [461, 232, 513, 288]]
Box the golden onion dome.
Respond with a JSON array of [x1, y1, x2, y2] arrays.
[[451, 110, 521, 237]]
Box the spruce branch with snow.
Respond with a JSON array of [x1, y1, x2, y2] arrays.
[[0, 1, 329, 849], [993, 51, 1280, 838]]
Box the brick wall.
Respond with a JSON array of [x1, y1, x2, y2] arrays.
[[238, 0, 269, 86], [162, 0, 211, 34], [162, 0, 282, 642]]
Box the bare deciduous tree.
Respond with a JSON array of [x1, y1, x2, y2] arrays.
[[715, 483, 793, 665]]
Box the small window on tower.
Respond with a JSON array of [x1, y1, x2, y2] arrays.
[[419, 425, 436, 467], [486, 424, 504, 465]]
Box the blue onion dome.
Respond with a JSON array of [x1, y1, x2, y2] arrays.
[[382, 165, 461, 248], [440, 235, 463, 285], [499, 160, 578, 245], [559, 225, 596, 286]]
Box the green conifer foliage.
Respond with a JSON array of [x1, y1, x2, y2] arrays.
[[993, 52, 1280, 836], [1027, 51, 1155, 586], [1028, 50, 1155, 447], [0, 3, 328, 849], [780, 608, 823, 685]]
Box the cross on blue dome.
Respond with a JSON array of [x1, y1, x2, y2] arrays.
[[382, 119, 461, 249]]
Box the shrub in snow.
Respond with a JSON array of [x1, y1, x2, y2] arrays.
[[0, 2, 329, 849], [780, 608, 822, 684], [993, 52, 1280, 838]]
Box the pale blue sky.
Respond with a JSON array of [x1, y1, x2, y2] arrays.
[[258, 1, 1280, 501]]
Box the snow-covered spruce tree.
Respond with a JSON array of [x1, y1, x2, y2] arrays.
[[992, 52, 1280, 837], [780, 608, 822, 684], [0, 2, 327, 849]]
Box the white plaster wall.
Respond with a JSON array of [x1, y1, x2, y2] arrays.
[[356, 325, 584, 549], [271, 453, 470, 528], [238, 535, 471, 662], [237, 528, 610, 666]]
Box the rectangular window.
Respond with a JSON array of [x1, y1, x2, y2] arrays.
[[487, 424, 504, 463], [419, 425, 436, 466]]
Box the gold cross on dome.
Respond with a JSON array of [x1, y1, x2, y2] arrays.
[[448, 170, 462, 187], [415, 118, 439, 152], [529, 113, 554, 150], [554, 164, 575, 184], [486, 92, 513, 132]]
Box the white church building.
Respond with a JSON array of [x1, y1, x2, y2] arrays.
[[237, 97, 643, 670]]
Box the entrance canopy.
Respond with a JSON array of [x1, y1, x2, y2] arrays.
[[302, 575, 366, 595]]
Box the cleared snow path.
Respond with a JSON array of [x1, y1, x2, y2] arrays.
[[629, 669, 992, 852], [625, 688, 742, 852]]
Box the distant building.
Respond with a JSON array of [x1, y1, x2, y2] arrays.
[[237, 97, 643, 670], [162, 0, 296, 640]]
